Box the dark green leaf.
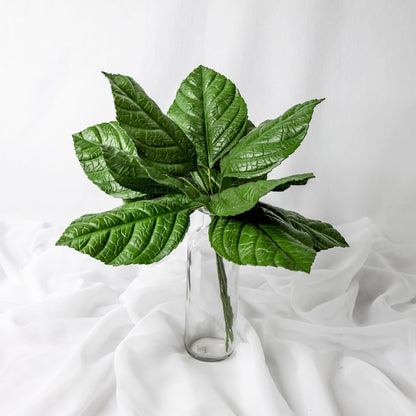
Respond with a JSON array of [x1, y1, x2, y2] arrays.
[[193, 166, 221, 194], [220, 99, 324, 178], [103, 72, 197, 176], [135, 158, 209, 204], [122, 194, 161, 204], [167, 65, 247, 168], [190, 171, 209, 194], [73, 121, 145, 199], [207, 174, 315, 216], [209, 205, 316, 272], [259, 203, 349, 251], [243, 119, 256, 136], [56, 195, 198, 265], [221, 173, 268, 190], [101, 145, 177, 195], [271, 173, 315, 192]]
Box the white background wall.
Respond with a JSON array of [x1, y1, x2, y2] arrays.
[[1, 0, 415, 243]]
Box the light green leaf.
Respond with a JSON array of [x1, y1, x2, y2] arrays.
[[101, 145, 177, 195], [220, 99, 324, 179], [167, 65, 247, 168], [56, 195, 198, 265], [207, 174, 315, 216], [209, 205, 317, 272], [103, 72, 197, 176], [73, 121, 145, 199], [260, 203, 349, 251]]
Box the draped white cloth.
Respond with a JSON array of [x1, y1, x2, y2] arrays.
[[1, 216, 415, 416], [1, 0, 415, 414]]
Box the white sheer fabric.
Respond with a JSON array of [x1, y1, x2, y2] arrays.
[[0, 217, 415, 416], [2, 0, 415, 414]]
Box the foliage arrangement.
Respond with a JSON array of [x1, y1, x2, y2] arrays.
[[57, 65, 347, 270], [57, 65, 349, 350]]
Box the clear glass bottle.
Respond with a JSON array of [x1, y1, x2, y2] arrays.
[[185, 209, 239, 361]]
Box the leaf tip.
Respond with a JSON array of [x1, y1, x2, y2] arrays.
[[102, 71, 118, 84], [55, 235, 67, 247], [341, 238, 350, 248]]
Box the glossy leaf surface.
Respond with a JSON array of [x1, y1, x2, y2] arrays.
[[221, 173, 267, 191], [167, 65, 247, 168], [73, 121, 145, 199], [220, 99, 324, 178], [261, 203, 349, 251], [135, 158, 209, 204], [57, 195, 198, 265], [207, 174, 315, 216], [209, 205, 317, 272], [103, 72, 197, 176], [101, 146, 177, 195]]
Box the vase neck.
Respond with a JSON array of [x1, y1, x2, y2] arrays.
[[196, 208, 211, 229]]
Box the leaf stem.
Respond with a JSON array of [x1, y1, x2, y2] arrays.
[[215, 253, 234, 352], [181, 177, 204, 195], [208, 168, 214, 195], [196, 171, 211, 195]]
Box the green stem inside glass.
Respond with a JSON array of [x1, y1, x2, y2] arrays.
[[215, 253, 234, 351]]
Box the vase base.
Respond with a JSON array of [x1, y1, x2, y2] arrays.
[[185, 337, 234, 362]]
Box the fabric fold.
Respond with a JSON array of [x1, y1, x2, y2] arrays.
[[0, 218, 415, 415]]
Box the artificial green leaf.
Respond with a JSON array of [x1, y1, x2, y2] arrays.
[[207, 174, 315, 216], [56, 195, 198, 265], [270, 172, 315, 192], [220, 99, 324, 178], [190, 171, 209, 194], [73, 121, 145, 199], [211, 119, 256, 173], [103, 72, 197, 176], [192, 166, 221, 194], [135, 158, 210, 204], [221, 173, 268, 190], [209, 205, 317, 272], [259, 203, 349, 251], [167, 65, 247, 168], [243, 119, 256, 136], [122, 194, 161, 204], [101, 145, 176, 195]]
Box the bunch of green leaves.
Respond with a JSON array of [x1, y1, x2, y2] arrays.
[[57, 65, 348, 273]]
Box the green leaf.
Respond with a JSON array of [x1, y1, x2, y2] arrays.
[[73, 121, 145, 199], [243, 119, 256, 136], [259, 203, 349, 251], [209, 205, 317, 272], [221, 173, 268, 191], [101, 144, 208, 203], [220, 99, 324, 179], [193, 166, 221, 194], [56, 195, 198, 265], [167, 65, 248, 168], [122, 194, 161, 204], [207, 174, 315, 216], [101, 145, 177, 195], [135, 158, 210, 204], [271, 172, 315, 192], [103, 72, 197, 176]]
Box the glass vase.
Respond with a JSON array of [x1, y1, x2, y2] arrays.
[[185, 209, 239, 361]]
